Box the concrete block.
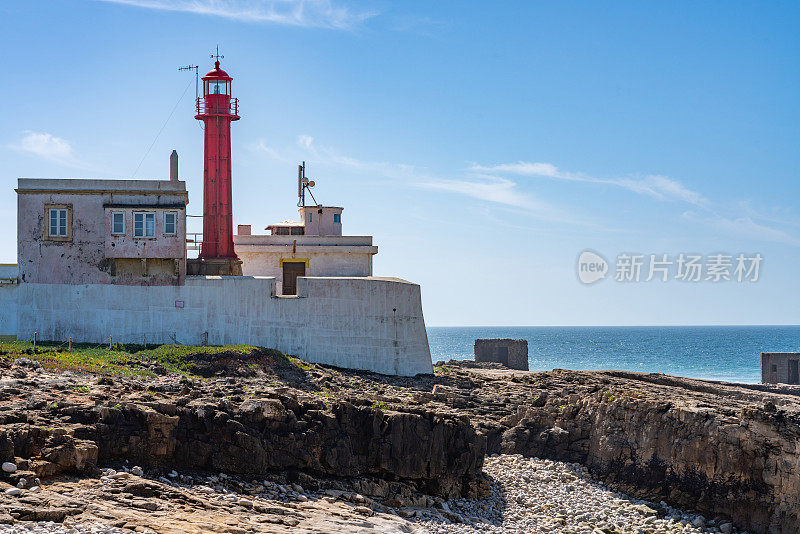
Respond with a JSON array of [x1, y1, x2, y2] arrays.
[[474, 339, 529, 371]]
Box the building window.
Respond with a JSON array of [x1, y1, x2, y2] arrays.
[[333, 213, 341, 223], [134, 212, 155, 238], [164, 212, 177, 235], [49, 208, 68, 237], [308, 213, 312, 222], [111, 212, 125, 235]]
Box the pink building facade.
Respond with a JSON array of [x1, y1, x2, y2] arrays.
[[16, 178, 187, 286]]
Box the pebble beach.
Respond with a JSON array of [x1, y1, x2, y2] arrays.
[[0, 525, 135, 534], [1, 454, 741, 534], [417, 454, 739, 534]]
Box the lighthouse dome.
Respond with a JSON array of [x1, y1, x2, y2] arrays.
[[204, 61, 231, 80]]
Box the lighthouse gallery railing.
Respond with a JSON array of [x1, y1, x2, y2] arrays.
[[195, 97, 239, 116]]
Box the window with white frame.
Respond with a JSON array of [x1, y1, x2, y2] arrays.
[[133, 212, 155, 238], [48, 208, 69, 237], [111, 212, 125, 235], [164, 212, 177, 235]]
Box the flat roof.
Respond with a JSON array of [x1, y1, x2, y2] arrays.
[[266, 220, 304, 228], [16, 178, 187, 193]]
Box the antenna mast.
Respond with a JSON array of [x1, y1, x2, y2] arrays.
[[178, 64, 199, 100], [297, 161, 317, 207]]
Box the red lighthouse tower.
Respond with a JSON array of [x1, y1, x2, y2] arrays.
[[194, 52, 242, 275]]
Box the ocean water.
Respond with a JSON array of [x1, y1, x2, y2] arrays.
[[426, 326, 800, 384]]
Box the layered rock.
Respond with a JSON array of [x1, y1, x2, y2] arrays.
[[428, 366, 800, 533], [2, 353, 799, 533], [0, 393, 484, 500]]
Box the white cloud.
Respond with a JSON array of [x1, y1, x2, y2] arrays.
[[683, 211, 800, 247], [95, 0, 374, 29], [296, 134, 314, 149], [250, 140, 287, 161], [254, 135, 422, 179], [615, 175, 707, 205], [470, 161, 708, 207], [470, 161, 569, 179], [254, 142, 798, 243], [417, 177, 526, 207], [416, 177, 581, 223], [9, 131, 86, 169], [253, 136, 582, 223]]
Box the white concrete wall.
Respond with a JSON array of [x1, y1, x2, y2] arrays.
[[15, 276, 432, 376], [0, 284, 18, 337]]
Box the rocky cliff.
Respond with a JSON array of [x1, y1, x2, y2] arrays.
[[1, 348, 799, 533], [0, 373, 484, 501], [428, 365, 800, 533]]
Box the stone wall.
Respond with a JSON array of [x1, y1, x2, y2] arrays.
[[474, 339, 528, 370], [761, 352, 800, 384], [12, 276, 433, 376]]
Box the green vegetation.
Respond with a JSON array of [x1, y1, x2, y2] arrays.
[[0, 340, 156, 378], [312, 388, 340, 407], [0, 340, 300, 379], [372, 400, 387, 410], [287, 355, 314, 372]]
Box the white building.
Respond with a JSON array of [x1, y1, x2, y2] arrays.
[[0, 156, 432, 376], [235, 205, 377, 295]]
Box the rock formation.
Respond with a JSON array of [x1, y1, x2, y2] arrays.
[[1, 350, 799, 533]]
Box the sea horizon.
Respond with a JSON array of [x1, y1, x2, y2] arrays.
[[426, 325, 800, 384]]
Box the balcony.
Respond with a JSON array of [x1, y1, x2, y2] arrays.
[[195, 97, 239, 117]]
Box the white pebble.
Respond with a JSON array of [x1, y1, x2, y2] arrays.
[[413, 454, 712, 534]]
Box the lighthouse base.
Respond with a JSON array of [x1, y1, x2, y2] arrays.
[[187, 258, 243, 276]]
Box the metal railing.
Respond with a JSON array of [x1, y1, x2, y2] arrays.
[[186, 233, 202, 251], [196, 97, 239, 116]]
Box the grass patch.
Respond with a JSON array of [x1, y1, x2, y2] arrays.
[[0, 341, 155, 378], [286, 355, 315, 372], [0, 341, 287, 379]]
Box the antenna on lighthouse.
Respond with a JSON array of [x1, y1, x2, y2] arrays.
[[178, 64, 199, 100]]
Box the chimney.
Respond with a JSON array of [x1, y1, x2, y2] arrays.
[[170, 150, 178, 181]]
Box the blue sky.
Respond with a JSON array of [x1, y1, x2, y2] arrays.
[[2, 1, 799, 326]]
